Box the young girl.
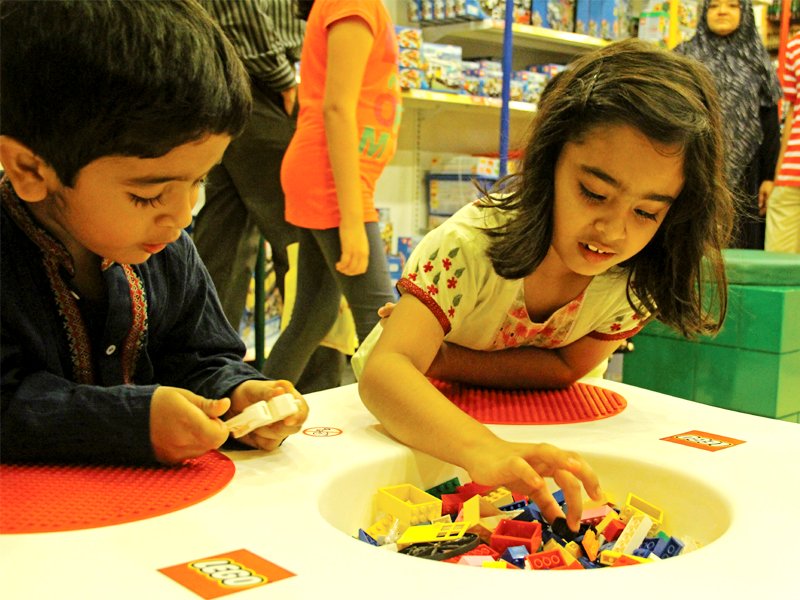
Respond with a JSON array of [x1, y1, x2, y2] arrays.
[[263, 0, 400, 389], [354, 39, 734, 530]]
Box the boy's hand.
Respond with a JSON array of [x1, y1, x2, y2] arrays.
[[463, 440, 602, 532], [228, 379, 309, 451], [150, 386, 231, 464]]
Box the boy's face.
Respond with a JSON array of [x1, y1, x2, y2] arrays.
[[44, 134, 230, 265], [550, 123, 684, 278]]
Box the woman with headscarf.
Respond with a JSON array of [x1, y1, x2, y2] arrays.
[[676, 0, 783, 249]]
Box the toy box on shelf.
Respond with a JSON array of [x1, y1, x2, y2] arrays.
[[623, 250, 800, 423]]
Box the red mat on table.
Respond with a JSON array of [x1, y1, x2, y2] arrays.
[[0, 449, 234, 534], [431, 380, 626, 424]]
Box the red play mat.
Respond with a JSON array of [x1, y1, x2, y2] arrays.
[[431, 380, 626, 424], [0, 450, 234, 534]]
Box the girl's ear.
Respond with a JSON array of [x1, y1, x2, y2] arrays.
[[0, 136, 59, 202]]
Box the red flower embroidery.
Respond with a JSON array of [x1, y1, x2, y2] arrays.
[[611, 323, 622, 331], [408, 272, 418, 281], [541, 326, 555, 337], [442, 257, 452, 270], [423, 261, 434, 273], [448, 307, 455, 318], [510, 306, 528, 319], [447, 276, 457, 289], [427, 284, 438, 295]]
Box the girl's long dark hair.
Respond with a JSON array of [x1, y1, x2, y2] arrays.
[[483, 39, 734, 338]]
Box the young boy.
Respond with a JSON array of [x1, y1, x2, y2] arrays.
[[0, 0, 308, 464]]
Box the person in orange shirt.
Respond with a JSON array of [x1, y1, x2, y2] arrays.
[[264, 0, 401, 387]]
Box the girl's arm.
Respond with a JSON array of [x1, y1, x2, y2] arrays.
[[323, 17, 372, 276], [428, 336, 622, 389], [359, 294, 603, 530]]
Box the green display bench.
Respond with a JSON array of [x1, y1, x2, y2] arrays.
[[622, 250, 800, 422]]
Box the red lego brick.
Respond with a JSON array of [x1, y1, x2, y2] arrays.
[[527, 549, 567, 570], [490, 519, 543, 554], [602, 518, 626, 542]]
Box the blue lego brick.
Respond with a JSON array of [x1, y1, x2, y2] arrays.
[[358, 529, 379, 546]]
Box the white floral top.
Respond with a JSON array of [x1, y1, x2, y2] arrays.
[[352, 202, 647, 376]]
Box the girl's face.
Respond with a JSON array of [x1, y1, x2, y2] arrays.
[[706, 0, 741, 36], [550, 123, 684, 278]]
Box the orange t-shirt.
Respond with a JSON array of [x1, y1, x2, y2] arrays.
[[281, 0, 401, 229]]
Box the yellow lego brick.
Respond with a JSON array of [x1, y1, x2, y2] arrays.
[[376, 484, 442, 526], [396, 521, 470, 546], [460, 494, 480, 525], [565, 541, 584, 559], [543, 538, 576, 565], [482, 560, 510, 569], [625, 493, 664, 524], [482, 486, 513, 508], [599, 550, 622, 566], [595, 509, 620, 536], [365, 514, 395, 540], [620, 504, 662, 537]]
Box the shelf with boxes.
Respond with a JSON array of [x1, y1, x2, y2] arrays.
[[375, 3, 619, 289]]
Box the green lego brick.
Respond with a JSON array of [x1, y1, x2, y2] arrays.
[[722, 249, 800, 285], [636, 286, 800, 353], [693, 345, 800, 419], [622, 335, 695, 400]]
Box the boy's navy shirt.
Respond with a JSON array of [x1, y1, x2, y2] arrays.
[[0, 177, 266, 463]]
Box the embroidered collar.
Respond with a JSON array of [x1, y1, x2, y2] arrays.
[[1, 176, 147, 384]]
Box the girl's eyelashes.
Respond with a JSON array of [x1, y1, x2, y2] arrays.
[[580, 183, 660, 222], [579, 183, 605, 202], [635, 208, 658, 222]]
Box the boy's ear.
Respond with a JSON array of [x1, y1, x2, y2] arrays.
[[0, 135, 60, 202]]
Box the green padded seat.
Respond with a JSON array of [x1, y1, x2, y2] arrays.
[[623, 250, 800, 422]]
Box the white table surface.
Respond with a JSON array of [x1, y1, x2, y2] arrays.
[[2, 379, 799, 599]]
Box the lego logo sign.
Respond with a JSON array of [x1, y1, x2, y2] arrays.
[[190, 559, 263, 587], [159, 549, 294, 598], [661, 430, 745, 452]]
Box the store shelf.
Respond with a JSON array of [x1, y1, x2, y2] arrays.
[[401, 88, 536, 116], [420, 19, 608, 64]]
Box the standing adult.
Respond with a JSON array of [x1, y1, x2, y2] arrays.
[[675, 0, 782, 249], [263, 0, 401, 386], [194, 0, 302, 327], [767, 31, 800, 253]]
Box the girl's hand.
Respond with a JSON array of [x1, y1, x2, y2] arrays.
[[377, 301, 396, 320], [463, 439, 602, 532], [150, 386, 231, 464], [227, 379, 309, 451], [336, 221, 369, 276]]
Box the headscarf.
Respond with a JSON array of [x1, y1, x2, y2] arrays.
[[675, 0, 782, 186]]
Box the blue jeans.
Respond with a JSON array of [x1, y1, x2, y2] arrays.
[[264, 222, 395, 387]]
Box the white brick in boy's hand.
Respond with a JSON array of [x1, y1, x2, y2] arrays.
[[225, 393, 300, 438]]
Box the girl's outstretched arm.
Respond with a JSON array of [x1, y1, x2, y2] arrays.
[[428, 335, 622, 389], [323, 16, 373, 276], [358, 294, 603, 530]]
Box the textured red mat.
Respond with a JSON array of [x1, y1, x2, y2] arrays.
[[431, 380, 627, 424], [0, 450, 234, 534]]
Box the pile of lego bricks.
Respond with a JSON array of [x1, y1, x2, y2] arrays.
[[356, 479, 697, 569]]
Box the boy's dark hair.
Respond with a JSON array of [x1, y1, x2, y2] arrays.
[[0, 0, 252, 187], [483, 38, 734, 338]]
